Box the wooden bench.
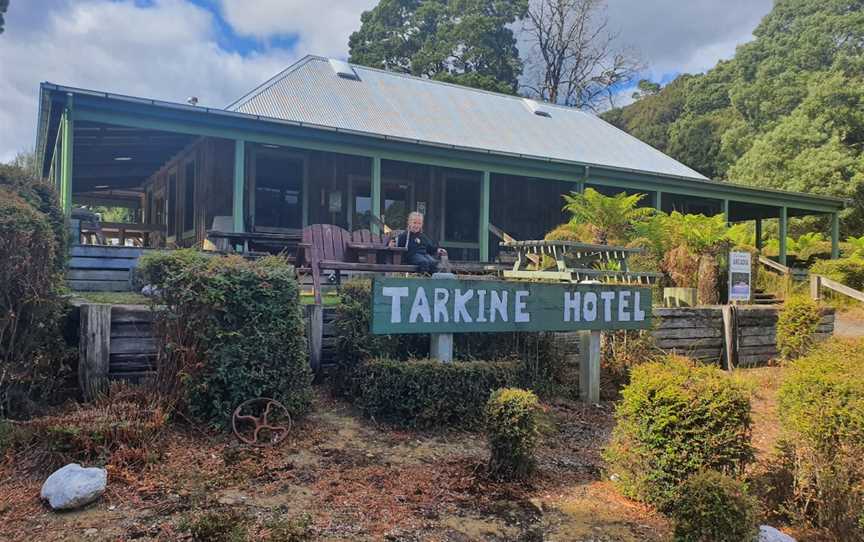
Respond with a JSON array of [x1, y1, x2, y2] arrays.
[[302, 224, 415, 303]]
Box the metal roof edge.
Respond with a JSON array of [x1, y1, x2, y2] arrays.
[[47, 83, 845, 209], [224, 55, 323, 111]]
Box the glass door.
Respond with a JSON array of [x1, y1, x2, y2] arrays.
[[441, 171, 481, 260], [348, 178, 413, 231]]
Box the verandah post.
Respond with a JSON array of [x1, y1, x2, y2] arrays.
[[755, 218, 762, 251], [831, 212, 840, 259], [654, 190, 663, 212], [779, 206, 788, 266], [233, 140, 245, 233], [479, 171, 490, 262], [722, 199, 730, 225], [60, 93, 74, 216], [371, 156, 381, 234]]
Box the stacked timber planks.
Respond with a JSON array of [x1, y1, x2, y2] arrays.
[[651, 308, 724, 362], [109, 305, 157, 381], [67, 245, 149, 292], [736, 306, 834, 366]]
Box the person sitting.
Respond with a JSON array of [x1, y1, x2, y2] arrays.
[[391, 212, 448, 274]]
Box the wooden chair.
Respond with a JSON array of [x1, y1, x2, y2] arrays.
[[302, 224, 416, 303]]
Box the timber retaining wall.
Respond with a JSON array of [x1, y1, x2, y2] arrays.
[[75, 303, 835, 395]]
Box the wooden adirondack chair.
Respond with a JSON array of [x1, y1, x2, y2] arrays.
[[302, 224, 416, 304]]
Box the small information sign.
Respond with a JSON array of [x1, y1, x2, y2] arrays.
[[728, 251, 752, 302], [371, 277, 652, 335]]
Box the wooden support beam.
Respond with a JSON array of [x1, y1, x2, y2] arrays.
[[831, 212, 840, 259], [305, 304, 323, 374], [579, 330, 601, 404], [655, 190, 663, 212], [233, 140, 245, 233], [79, 304, 111, 400]]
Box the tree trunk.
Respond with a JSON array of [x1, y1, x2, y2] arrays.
[[697, 253, 720, 305]]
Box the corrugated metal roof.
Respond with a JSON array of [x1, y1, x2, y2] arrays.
[[228, 55, 709, 181]]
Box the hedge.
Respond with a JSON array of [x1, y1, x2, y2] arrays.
[[604, 355, 753, 510], [811, 256, 864, 291], [358, 359, 517, 428], [333, 279, 569, 399], [148, 252, 313, 427], [0, 166, 69, 418], [776, 296, 822, 360], [778, 339, 864, 538]]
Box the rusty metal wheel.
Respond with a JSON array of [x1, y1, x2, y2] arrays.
[[232, 398, 292, 447]]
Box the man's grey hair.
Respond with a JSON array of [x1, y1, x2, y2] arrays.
[[407, 211, 424, 224]]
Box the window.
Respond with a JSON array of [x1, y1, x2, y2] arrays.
[[254, 150, 304, 230], [183, 160, 196, 234], [443, 174, 480, 243], [167, 173, 177, 237]]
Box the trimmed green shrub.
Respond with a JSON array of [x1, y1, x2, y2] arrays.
[[777, 295, 822, 360], [153, 254, 312, 427], [358, 359, 517, 428], [778, 339, 864, 538], [604, 356, 753, 509], [332, 280, 427, 397], [670, 470, 759, 542], [485, 388, 540, 480], [0, 169, 70, 418], [811, 256, 864, 291]]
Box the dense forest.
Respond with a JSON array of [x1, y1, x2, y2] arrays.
[[601, 0, 864, 234]]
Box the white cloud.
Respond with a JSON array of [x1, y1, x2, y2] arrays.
[[0, 0, 296, 162], [605, 0, 773, 78], [218, 0, 376, 58]]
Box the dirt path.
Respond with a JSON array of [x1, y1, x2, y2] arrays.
[[1, 393, 671, 541], [834, 307, 864, 338]]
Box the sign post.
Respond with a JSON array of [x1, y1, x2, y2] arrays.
[[370, 277, 652, 404]]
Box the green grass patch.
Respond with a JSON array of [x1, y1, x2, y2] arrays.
[[70, 291, 150, 305]]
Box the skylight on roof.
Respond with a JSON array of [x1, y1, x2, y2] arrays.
[[522, 98, 552, 117], [329, 59, 360, 80]]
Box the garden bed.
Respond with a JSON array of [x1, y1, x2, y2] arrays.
[[1, 390, 671, 541]]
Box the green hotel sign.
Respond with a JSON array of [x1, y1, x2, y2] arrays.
[[371, 277, 652, 335]]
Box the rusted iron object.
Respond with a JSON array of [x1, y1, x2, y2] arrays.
[[232, 398, 292, 447]]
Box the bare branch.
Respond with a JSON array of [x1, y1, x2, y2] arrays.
[[521, 0, 644, 110]]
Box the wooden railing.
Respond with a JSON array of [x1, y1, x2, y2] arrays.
[[811, 274, 864, 303], [758, 255, 791, 275]]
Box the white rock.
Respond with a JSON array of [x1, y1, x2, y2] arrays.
[[40, 464, 107, 510], [759, 525, 796, 542]]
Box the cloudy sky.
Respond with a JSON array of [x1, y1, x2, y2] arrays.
[[0, 0, 772, 162]]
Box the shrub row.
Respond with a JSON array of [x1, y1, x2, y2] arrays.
[[778, 339, 864, 539], [333, 279, 570, 399], [138, 251, 313, 427], [358, 359, 517, 428], [810, 256, 864, 291]]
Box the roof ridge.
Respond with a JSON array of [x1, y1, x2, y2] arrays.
[[233, 54, 595, 118], [340, 58, 594, 116]]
